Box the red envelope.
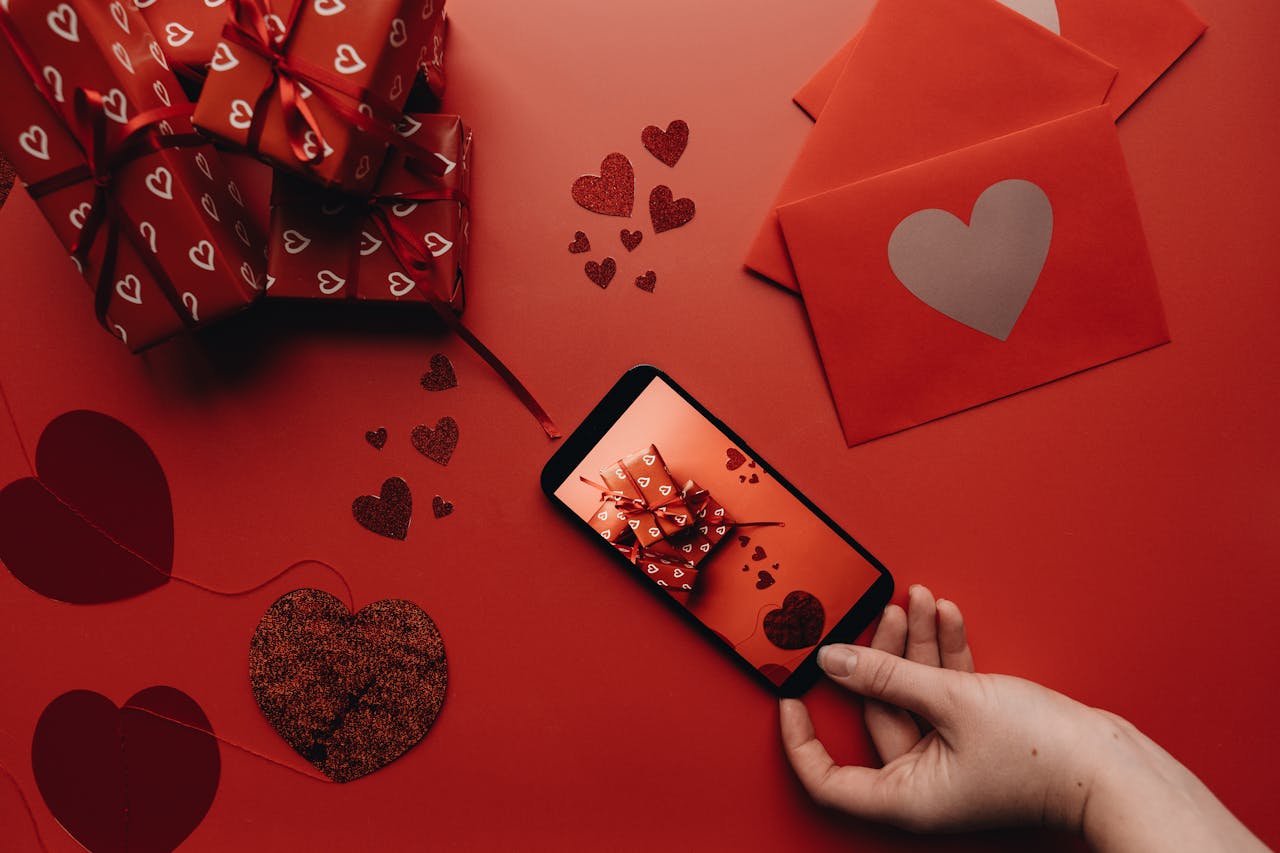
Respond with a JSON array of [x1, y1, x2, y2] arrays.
[[776, 107, 1168, 446], [794, 0, 1206, 123], [744, 0, 1118, 291]]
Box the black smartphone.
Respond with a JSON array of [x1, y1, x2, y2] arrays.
[[540, 366, 893, 695]]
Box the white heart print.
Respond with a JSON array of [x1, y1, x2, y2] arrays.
[[42, 66, 64, 102], [333, 44, 366, 74], [139, 221, 158, 253], [188, 240, 215, 271], [113, 325, 128, 344], [234, 221, 250, 246], [647, 527, 660, 538], [145, 166, 173, 199], [391, 202, 418, 217], [19, 125, 50, 161], [195, 152, 213, 180], [210, 42, 238, 72], [227, 181, 245, 207], [387, 271, 416, 296], [301, 131, 333, 161], [228, 99, 253, 130], [46, 4, 79, 42], [165, 21, 194, 47], [109, 1, 130, 32], [282, 229, 311, 254], [111, 42, 133, 74], [148, 39, 169, 69], [240, 262, 260, 289], [313, 0, 345, 15], [316, 269, 346, 294], [354, 155, 371, 181], [68, 202, 91, 229], [600, 529, 611, 540], [658, 484, 673, 497], [102, 89, 129, 124], [642, 454, 656, 465], [388, 75, 403, 101], [152, 80, 170, 106], [359, 231, 383, 255], [637, 476, 651, 487], [200, 193, 219, 221], [115, 274, 143, 304], [389, 17, 407, 47], [182, 291, 199, 321], [395, 116, 421, 137], [434, 153, 456, 174], [424, 232, 453, 257], [627, 519, 641, 531]]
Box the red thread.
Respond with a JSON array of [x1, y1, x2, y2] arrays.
[[0, 760, 49, 852], [0, 380, 35, 478]]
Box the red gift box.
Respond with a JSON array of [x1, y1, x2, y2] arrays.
[[192, 0, 437, 193], [0, 0, 268, 351]]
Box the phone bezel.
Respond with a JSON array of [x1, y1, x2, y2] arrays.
[[540, 365, 894, 696]]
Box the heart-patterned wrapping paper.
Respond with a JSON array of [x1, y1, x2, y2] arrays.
[[0, 0, 269, 351]]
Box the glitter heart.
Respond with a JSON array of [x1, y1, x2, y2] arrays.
[[620, 229, 642, 251], [419, 353, 457, 391], [755, 570, 775, 590], [764, 591, 825, 650], [411, 416, 459, 466], [634, 270, 656, 293], [737, 535, 750, 547], [749, 473, 759, 484], [351, 476, 412, 540], [751, 545, 767, 562], [585, 258, 616, 289], [365, 428, 387, 449], [641, 119, 689, 167], [725, 448, 747, 470], [571, 153, 633, 217], [649, 185, 695, 233], [567, 231, 591, 254], [772, 562, 780, 569], [431, 495, 454, 519]]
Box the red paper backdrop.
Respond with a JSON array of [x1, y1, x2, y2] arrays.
[[1, 0, 1278, 850]]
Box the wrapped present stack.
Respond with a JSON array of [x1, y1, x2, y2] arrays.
[[1, 0, 556, 435]]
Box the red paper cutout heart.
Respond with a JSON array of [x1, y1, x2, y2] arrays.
[[32, 687, 219, 853], [432, 495, 454, 519], [585, 258, 616, 289], [725, 448, 747, 470], [567, 230, 591, 254], [749, 473, 759, 484], [751, 545, 767, 561], [249, 589, 448, 783], [419, 353, 457, 392], [365, 428, 387, 449], [641, 119, 689, 167], [649, 185, 695, 233], [571, 153, 634, 216], [737, 535, 750, 547], [411, 416, 459, 466], [352, 477, 412, 540], [764, 591, 826, 650], [620, 229, 643, 251], [634, 270, 656, 293], [0, 411, 172, 603], [755, 569, 776, 590]]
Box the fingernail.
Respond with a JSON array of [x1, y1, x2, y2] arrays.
[[818, 645, 856, 676]]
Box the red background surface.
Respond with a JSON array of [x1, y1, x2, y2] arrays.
[[1, 0, 1277, 850]]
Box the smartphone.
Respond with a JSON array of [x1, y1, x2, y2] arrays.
[[540, 366, 893, 695]]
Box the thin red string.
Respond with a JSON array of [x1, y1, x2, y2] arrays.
[[0, 760, 49, 853], [0, 380, 35, 478]]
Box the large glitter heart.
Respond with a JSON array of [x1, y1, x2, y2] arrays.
[[649, 185, 695, 233], [584, 257, 616, 289], [410, 416, 459, 466], [0, 411, 173, 603], [352, 476, 413, 540], [419, 352, 458, 392], [641, 119, 689, 167], [249, 588, 448, 783], [763, 590, 825, 650], [571, 153, 634, 217], [32, 687, 220, 853]]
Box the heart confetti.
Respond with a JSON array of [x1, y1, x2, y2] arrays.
[[419, 353, 458, 391], [755, 570, 776, 590], [585, 257, 616, 289], [725, 448, 747, 470], [365, 428, 388, 449], [749, 473, 759, 484], [351, 476, 412, 540], [649, 185, 695, 233], [764, 591, 826, 650], [751, 545, 767, 562], [567, 230, 591, 254], [737, 535, 751, 547], [620, 229, 642, 251], [634, 270, 656, 293], [411, 416, 459, 466], [432, 495, 454, 519], [641, 119, 689, 167], [249, 588, 448, 783], [571, 152, 634, 216]]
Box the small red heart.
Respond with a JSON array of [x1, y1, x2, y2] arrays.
[[571, 153, 634, 216], [567, 230, 591, 254], [352, 477, 412, 540], [725, 448, 747, 470], [634, 270, 656, 293], [739, 475, 746, 482], [751, 545, 767, 562], [411, 417, 459, 466], [365, 428, 388, 449], [737, 535, 750, 547], [432, 495, 454, 519], [755, 570, 775, 590], [772, 562, 780, 570], [620, 229, 642, 251], [419, 353, 457, 391], [585, 257, 616, 289], [641, 119, 689, 167], [764, 591, 826, 650], [649, 185, 695, 233], [749, 473, 759, 484]]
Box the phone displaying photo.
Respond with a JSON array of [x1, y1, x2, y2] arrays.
[[540, 366, 893, 695]]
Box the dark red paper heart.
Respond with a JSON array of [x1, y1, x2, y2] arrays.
[[749, 473, 759, 484], [567, 230, 591, 254], [432, 495, 454, 519], [764, 591, 826, 650], [365, 428, 387, 449], [737, 535, 750, 547], [249, 588, 448, 783], [641, 119, 689, 167], [751, 545, 767, 561], [571, 153, 634, 216], [0, 411, 172, 603], [352, 477, 412, 540], [634, 270, 656, 293], [585, 257, 616, 289], [725, 448, 747, 470], [32, 687, 219, 853], [649, 185, 695, 233], [411, 416, 459, 466], [620, 229, 643, 251], [755, 570, 776, 590], [419, 353, 457, 391], [772, 562, 780, 570]]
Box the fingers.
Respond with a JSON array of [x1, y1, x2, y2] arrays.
[[905, 585, 941, 668], [937, 598, 976, 673], [779, 699, 894, 821], [864, 605, 921, 762], [819, 644, 956, 726]]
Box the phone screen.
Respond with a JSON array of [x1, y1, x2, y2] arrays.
[[544, 369, 890, 691]]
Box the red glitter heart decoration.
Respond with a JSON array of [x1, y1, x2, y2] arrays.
[[0, 410, 172, 603], [432, 495, 454, 519], [365, 428, 388, 449], [752, 545, 767, 562], [764, 591, 826, 650], [32, 687, 220, 853], [620, 229, 643, 251], [419, 353, 458, 392], [411, 417, 459, 466], [571, 153, 634, 217], [634, 270, 656, 293], [585, 257, 616, 289], [352, 477, 412, 540], [737, 535, 750, 547], [641, 119, 689, 167], [749, 473, 759, 484], [725, 448, 747, 470], [567, 230, 591, 254], [755, 570, 776, 590], [249, 588, 448, 783], [649, 185, 695, 233]]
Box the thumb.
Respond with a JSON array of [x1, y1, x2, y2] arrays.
[[818, 644, 958, 727]]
